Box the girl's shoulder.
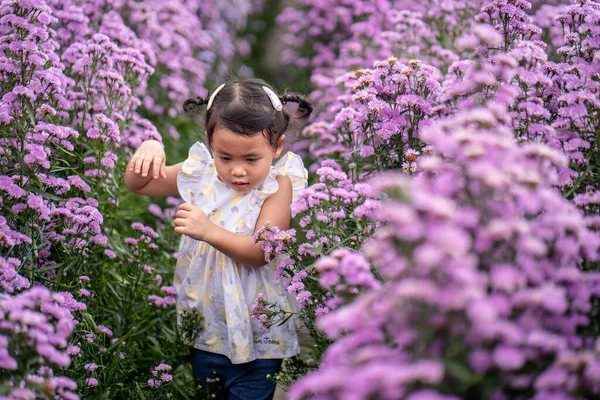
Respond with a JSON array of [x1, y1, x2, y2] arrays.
[[180, 142, 212, 175], [263, 151, 308, 202], [178, 142, 216, 205]]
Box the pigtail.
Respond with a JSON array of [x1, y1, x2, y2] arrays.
[[280, 93, 313, 120], [182, 96, 209, 114]]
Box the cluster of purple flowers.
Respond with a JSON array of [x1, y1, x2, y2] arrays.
[[0, 1, 106, 269], [293, 159, 379, 234], [269, 0, 600, 397], [0, 286, 79, 398], [0, 2, 92, 393], [0, 256, 30, 294], [279, 0, 488, 165], [147, 363, 173, 388], [303, 57, 440, 173], [316, 247, 380, 303], [49, 0, 260, 121], [277, 0, 485, 74], [249, 292, 271, 329], [251, 224, 314, 323], [290, 97, 600, 400], [253, 223, 297, 264], [281, 0, 599, 212], [148, 286, 177, 309]]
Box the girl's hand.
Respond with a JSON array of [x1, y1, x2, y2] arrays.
[[174, 203, 213, 241], [128, 140, 167, 179]]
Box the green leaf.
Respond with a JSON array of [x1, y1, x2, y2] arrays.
[[107, 268, 130, 285], [0, 383, 13, 395], [444, 358, 479, 385], [27, 186, 65, 202], [146, 335, 162, 352], [57, 147, 78, 158], [106, 341, 124, 384], [105, 282, 123, 299], [172, 378, 191, 398], [50, 164, 78, 173], [564, 164, 593, 198], [93, 390, 112, 400], [134, 382, 146, 399]]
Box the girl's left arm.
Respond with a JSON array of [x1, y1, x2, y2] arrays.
[[174, 175, 292, 267]]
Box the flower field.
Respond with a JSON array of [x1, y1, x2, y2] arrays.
[[1, 0, 599, 399]]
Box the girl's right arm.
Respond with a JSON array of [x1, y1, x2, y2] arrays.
[[124, 140, 183, 197]]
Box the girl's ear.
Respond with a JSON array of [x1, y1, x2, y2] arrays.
[[274, 135, 285, 158]]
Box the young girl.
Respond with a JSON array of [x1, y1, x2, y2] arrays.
[[124, 78, 312, 399]]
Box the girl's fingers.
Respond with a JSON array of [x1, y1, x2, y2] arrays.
[[160, 159, 167, 179], [127, 153, 136, 171], [152, 156, 163, 179], [175, 210, 188, 218], [178, 203, 194, 211], [130, 150, 166, 176], [141, 155, 154, 177], [133, 153, 145, 173], [173, 218, 186, 227]]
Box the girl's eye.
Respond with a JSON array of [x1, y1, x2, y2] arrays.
[[246, 159, 257, 163], [220, 157, 231, 161]]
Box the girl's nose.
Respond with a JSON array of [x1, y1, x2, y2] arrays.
[[231, 166, 247, 177]]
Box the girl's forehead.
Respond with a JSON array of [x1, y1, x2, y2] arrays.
[[211, 127, 271, 153]]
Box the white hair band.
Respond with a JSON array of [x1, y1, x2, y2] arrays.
[[207, 83, 226, 111], [262, 86, 283, 111], [206, 83, 283, 112]]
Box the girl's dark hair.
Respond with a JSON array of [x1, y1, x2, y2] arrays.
[[182, 78, 313, 149]]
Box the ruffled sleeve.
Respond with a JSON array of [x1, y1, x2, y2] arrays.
[[256, 151, 308, 202], [177, 142, 214, 206]]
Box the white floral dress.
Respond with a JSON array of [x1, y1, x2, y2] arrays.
[[174, 142, 307, 364]]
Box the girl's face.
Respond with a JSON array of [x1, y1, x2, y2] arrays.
[[210, 127, 284, 194]]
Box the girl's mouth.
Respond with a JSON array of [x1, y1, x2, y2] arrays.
[[232, 182, 249, 190]]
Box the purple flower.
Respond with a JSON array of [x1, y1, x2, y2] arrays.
[[296, 291, 313, 309], [97, 325, 113, 337], [493, 346, 526, 371], [359, 145, 374, 158], [86, 377, 99, 387], [84, 362, 98, 371], [154, 363, 172, 371], [66, 345, 80, 356], [160, 373, 173, 382], [161, 286, 176, 296], [104, 249, 117, 259], [124, 238, 138, 246]]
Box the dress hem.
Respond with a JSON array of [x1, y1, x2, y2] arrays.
[[190, 343, 301, 365]]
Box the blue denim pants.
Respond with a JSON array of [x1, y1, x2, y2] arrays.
[[191, 349, 282, 400]]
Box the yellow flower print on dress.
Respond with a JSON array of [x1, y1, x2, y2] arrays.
[[209, 208, 225, 227]]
